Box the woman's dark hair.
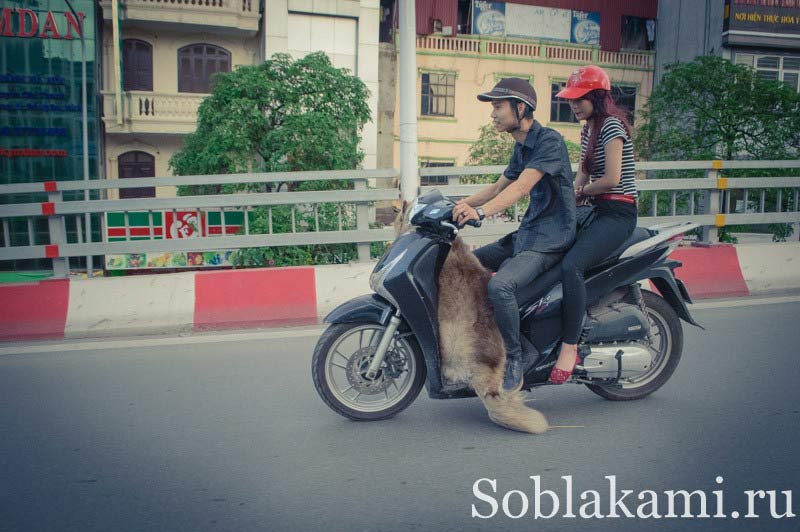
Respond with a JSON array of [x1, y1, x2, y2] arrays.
[[580, 89, 632, 176]]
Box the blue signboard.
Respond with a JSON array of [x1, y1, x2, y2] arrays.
[[472, 1, 506, 36], [472, 2, 601, 45], [571, 10, 601, 45]]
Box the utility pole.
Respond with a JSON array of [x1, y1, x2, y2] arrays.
[[65, 0, 93, 276], [398, 0, 419, 204]]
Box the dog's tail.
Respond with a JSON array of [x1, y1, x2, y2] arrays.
[[479, 390, 549, 434]]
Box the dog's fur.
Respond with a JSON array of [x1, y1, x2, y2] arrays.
[[394, 201, 548, 434]]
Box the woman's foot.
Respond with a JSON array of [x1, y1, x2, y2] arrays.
[[548, 343, 580, 384]]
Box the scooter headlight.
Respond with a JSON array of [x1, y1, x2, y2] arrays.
[[405, 198, 426, 227], [369, 249, 406, 307]]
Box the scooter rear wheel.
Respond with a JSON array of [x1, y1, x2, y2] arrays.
[[312, 322, 426, 421], [586, 290, 683, 401]]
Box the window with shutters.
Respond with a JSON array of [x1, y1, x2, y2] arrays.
[[122, 39, 153, 91], [177, 44, 231, 94], [118, 151, 156, 199]]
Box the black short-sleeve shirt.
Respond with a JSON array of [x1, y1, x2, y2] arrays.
[[503, 121, 576, 254]]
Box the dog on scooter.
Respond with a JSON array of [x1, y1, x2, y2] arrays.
[[393, 201, 548, 434]]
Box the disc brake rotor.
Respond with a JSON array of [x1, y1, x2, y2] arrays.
[[344, 346, 393, 395]]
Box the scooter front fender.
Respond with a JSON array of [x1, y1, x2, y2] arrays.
[[323, 293, 474, 400], [323, 293, 395, 326]]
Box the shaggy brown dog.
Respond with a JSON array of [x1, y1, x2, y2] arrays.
[[394, 202, 548, 434]]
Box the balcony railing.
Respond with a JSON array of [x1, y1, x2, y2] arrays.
[[100, 0, 259, 33], [103, 91, 207, 134], [417, 35, 654, 70]]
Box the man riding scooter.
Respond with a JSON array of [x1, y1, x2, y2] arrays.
[[451, 78, 576, 392]]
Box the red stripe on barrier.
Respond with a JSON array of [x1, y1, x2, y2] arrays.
[[107, 227, 163, 237], [0, 279, 69, 341], [206, 226, 241, 235], [194, 267, 318, 330], [43, 181, 58, 192], [41, 202, 55, 216], [45, 244, 59, 258], [665, 245, 749, 300]]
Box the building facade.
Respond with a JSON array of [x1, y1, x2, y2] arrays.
[[100, 0, 381, 199], [378, 0, 658, 183], [99, 0, 261, 200], [263, 0, 381, 170], [0, 1, 102, 271], [655, 0, 800, 89]]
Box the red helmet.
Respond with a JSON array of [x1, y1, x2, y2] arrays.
[[555, 65, 611, 99]]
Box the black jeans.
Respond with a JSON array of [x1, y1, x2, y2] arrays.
[[561, 200, 638, 344], [474, 237, 563, 361]]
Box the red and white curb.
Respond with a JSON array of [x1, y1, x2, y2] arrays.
[[2, 243, 799, 342]]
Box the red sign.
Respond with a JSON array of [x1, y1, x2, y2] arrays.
[[0, 8, 84, 40], [0, 147, 67, 158], [164, 211, 205, 239]]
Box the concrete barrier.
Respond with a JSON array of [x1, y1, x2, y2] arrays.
[[2, 242, 799, 341]]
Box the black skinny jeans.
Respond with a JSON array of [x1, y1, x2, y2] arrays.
[[561, 200, 638, 344], [474, 240, 563, 362]]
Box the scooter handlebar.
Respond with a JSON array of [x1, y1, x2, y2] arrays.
[[463, 219, 482, 228]]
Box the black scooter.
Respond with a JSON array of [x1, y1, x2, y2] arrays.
[[312, 190, 702, 421]]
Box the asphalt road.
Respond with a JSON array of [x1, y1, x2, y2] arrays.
[[1, 296, 799, 532]]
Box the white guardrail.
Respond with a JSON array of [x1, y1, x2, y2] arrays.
[[1, 160, 799, 277]]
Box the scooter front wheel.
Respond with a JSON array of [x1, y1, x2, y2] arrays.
[[312, 322, 426, 421]]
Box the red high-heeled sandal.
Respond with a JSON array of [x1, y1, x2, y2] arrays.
[[548, 354, 582, 384]]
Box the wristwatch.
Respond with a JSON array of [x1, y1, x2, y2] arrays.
[[475, 207, 486, 220]]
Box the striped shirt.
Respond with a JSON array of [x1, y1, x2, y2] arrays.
[[580, 116, 638, 199]]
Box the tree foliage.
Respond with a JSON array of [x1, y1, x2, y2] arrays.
[[169, 52, 375, 266], [170, 52, 371, 178], [635, 56, 800, 242], [637, 55, 800, 161]]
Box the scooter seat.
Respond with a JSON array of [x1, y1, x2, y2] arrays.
[[586, 226, 655, 274], [513, 226, 654, 311]]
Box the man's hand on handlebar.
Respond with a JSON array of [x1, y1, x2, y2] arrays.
[[452, 202, 481, 226]]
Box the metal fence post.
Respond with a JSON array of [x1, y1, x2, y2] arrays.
[[354, 178, 371, 262], [47, 190, 69, 277], [701, 162, 722, 243]]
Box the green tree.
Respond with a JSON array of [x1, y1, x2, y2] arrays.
[[637, 56, 800, 161], [171, 52, 370, 178], [635, 56, 800, 242], [169, 52, 373, 266]]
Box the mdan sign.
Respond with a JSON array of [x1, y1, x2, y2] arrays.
[[0, 7, 85, 39]]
